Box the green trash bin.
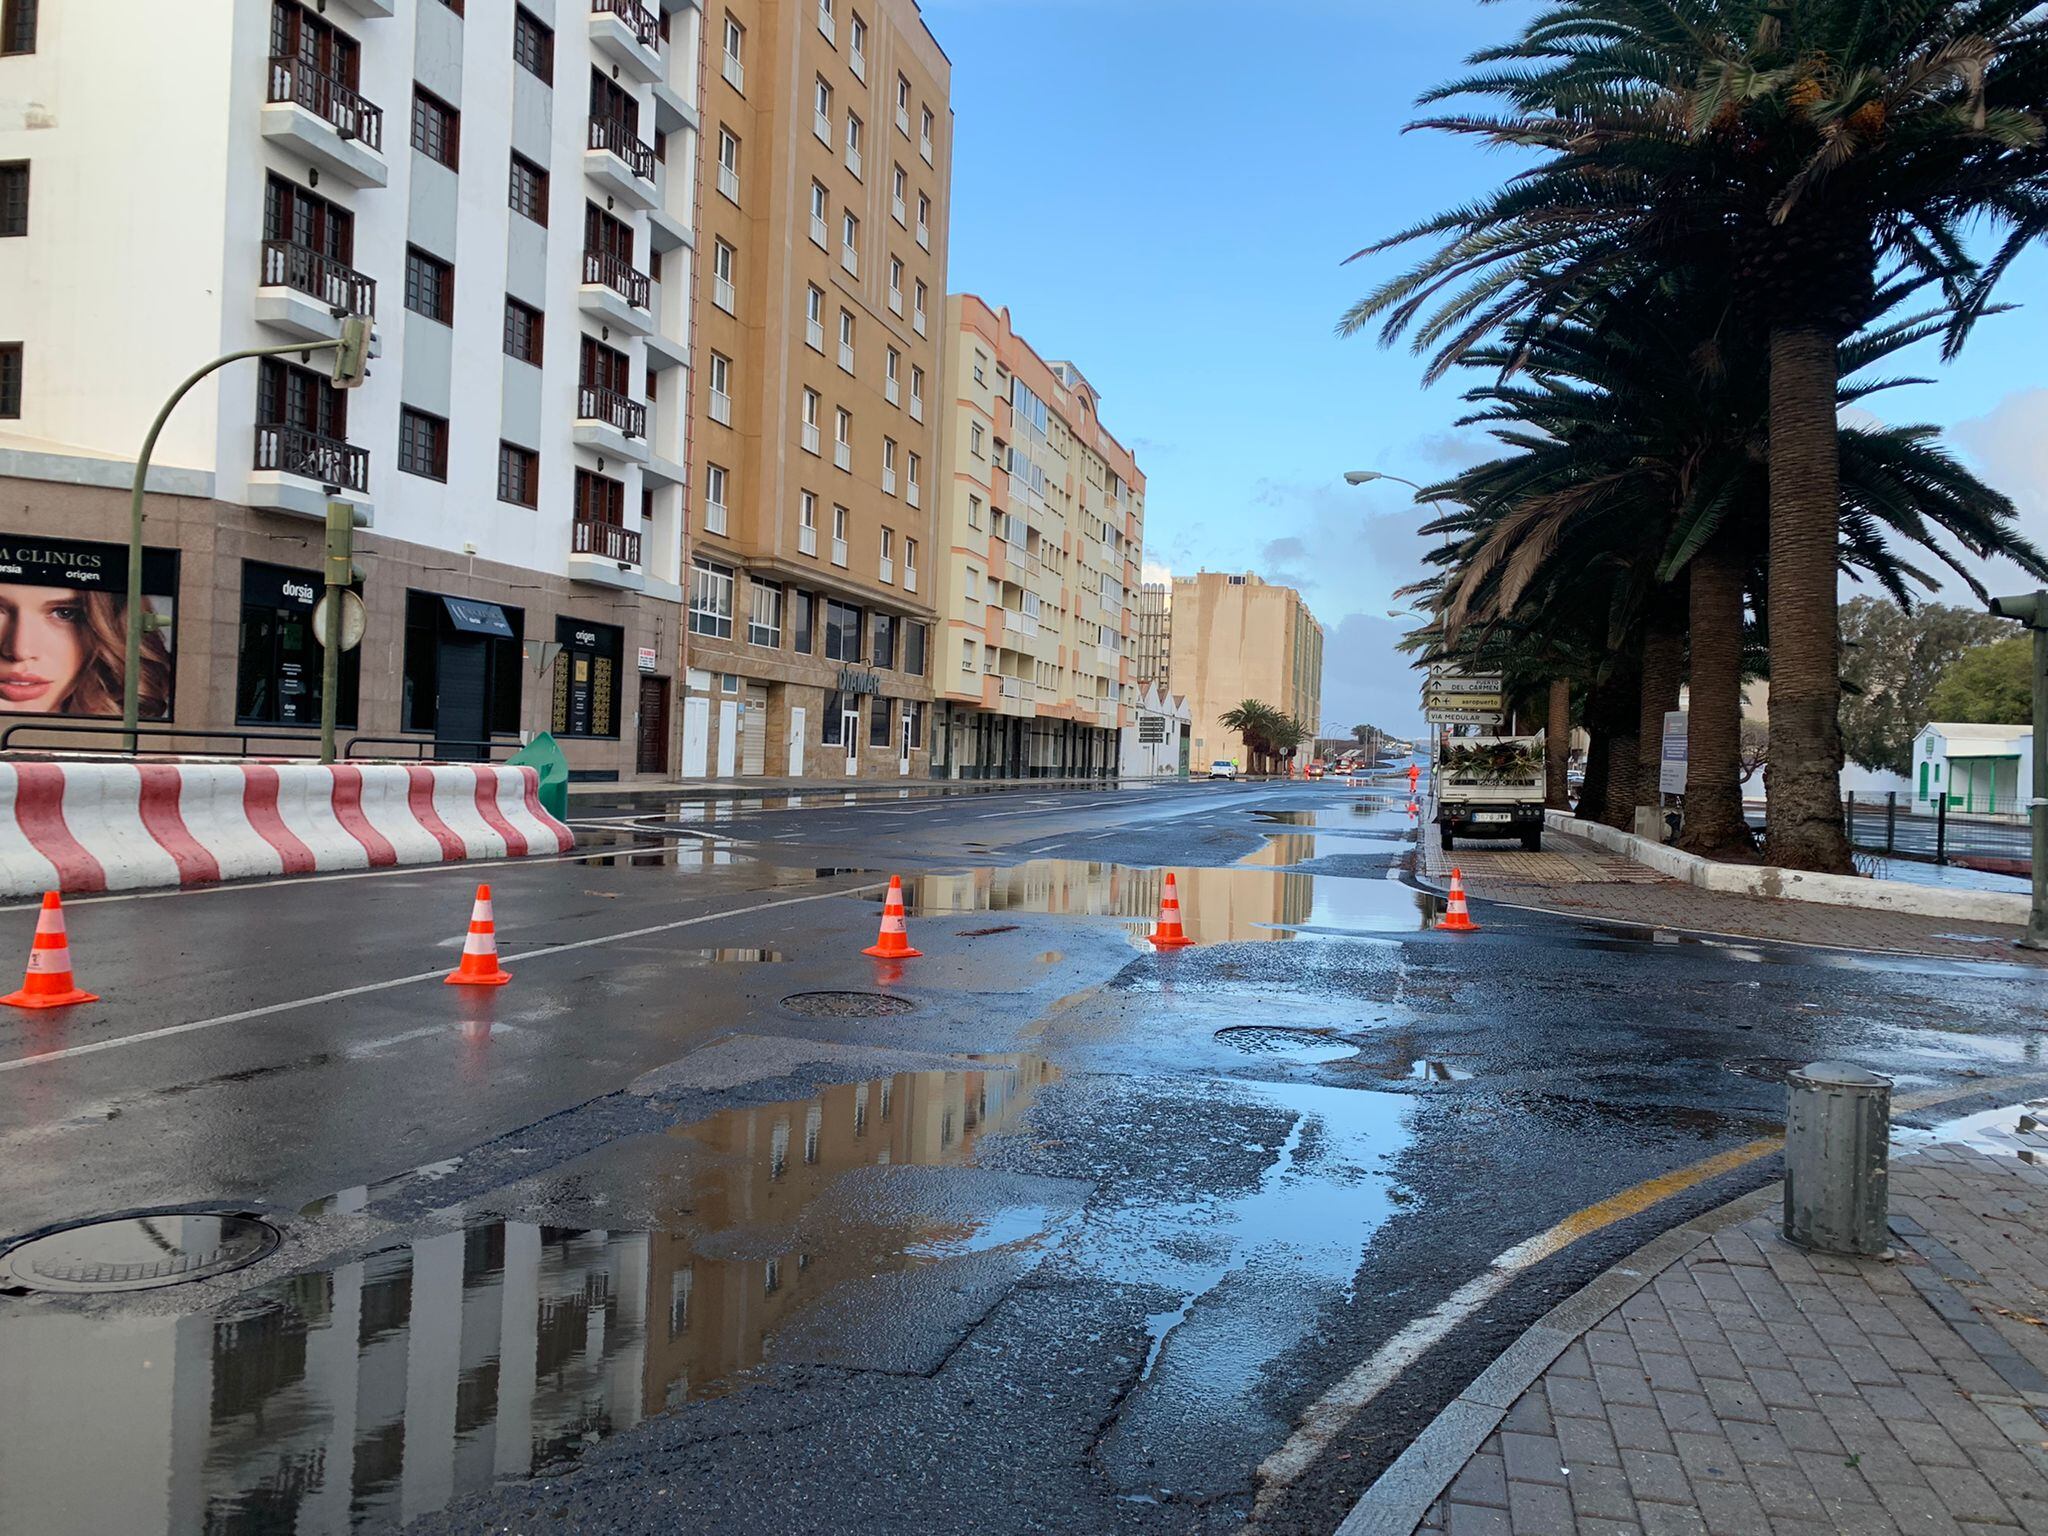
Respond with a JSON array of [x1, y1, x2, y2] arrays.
[[508, 732, 571, 823]]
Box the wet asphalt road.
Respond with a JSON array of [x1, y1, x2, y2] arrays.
[[1, 776, 2044, 1536]]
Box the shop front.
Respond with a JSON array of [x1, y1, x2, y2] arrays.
[[235, 560, 360, 731]]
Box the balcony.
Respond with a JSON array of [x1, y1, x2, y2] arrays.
[[906, 481, 920, 508], [715, 273, 736, 313], [802, 422, 821, 454], [806, 316, 824, 350], [880, 556, 894, 584], [579, 248, 654, 335], [904, 564, 917, 594], [709, 386, 732, 426], [882, 466, 897, 496], [721, 50, 745, 93], [589, 0, 663, 84], [570, 515, 646, 590], [263, 58, 387, 188], [718, 161, 740, 204], [885, 375, 898, 405], [586, 117, 658, 210], [839, 340, 855, 374], [574, 385, 650, 463], [841, 244, 858, 277], [834, 440, 851, 471], [912, 306, 926, 338], [799, 524, 818, 557], [909, 394, 923, 424], [255, 241, 375, 342], [831, 537, 848, 567], [250, 425, 372, 520], [846, 142, 862, 179], [1001, 677, 1023, 701]]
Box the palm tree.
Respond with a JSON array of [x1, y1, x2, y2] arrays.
[[1346, 0, 2048, 870], [1218, 700, 1305, 773]]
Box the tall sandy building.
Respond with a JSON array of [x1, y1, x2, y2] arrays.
[[680, 0, 950, 777], [928, 296, 1144, 778], [1169, 571, 1324, 768]]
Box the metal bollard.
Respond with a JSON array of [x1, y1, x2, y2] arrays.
[[1783, 1062, 1893, 1256]]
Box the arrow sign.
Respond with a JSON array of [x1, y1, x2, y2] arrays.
[[1426, 708, 1504, 725], [1425, 691, 1505, 712], [1428, 671, 1503, 689]]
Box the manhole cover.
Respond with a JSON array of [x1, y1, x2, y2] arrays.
[[781, 991, 916, 1018], [1, 1212, 280, 1294], [1215, 1025, 1342, 1055]]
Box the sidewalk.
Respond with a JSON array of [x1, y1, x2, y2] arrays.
[[1418, 825, 2047, 965], [1350, 1111, 2048, 1536]]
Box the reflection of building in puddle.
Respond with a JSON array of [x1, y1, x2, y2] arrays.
[[0, 1061, 1052, 1536]]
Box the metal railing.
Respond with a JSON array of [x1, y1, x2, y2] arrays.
[[576, 385, 646, 438], [1844, 791, 2033, 876], [344, 736, 523, 762], [573, 516, 643, 565], [267, 56, 384, 151], [254, 423, 370, 493], [1, 721, 329, 758], [260, 240, 376, 316], [591, 0, 661, 49], [588, 115, 655, 180], [581, 248, 649, 308]]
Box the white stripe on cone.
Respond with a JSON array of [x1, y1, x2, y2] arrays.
[[26, 947, 71, 974]]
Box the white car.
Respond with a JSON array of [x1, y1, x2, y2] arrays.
[[1208, 759, 1238, 780]]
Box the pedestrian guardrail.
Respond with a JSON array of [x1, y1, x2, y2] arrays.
[[1844, 791, 2031, 876]]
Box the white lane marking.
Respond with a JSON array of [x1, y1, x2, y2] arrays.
[[0, 883, 885, 1074]]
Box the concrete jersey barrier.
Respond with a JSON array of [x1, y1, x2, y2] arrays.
[[0, 761, 576, 897]]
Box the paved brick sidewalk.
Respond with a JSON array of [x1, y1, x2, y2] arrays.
[[1405, 1136, 2048, 1535], [1418, 828, 2046, 965]]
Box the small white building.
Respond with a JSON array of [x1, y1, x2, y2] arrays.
[[1120, 682, 1191, 778], [1912, 723, 2034, 814]]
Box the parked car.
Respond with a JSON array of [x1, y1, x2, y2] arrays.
[[1208, 759, 1237, 781], [1306, 761, 1325, 779]]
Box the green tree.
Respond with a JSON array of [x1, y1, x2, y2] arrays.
[[1928, 634, 2035, 724], [1218, 699, 1305, 770], [1839, 598, 2007, 774]]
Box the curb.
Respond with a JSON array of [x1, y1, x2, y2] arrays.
[[1331, 1182, 1781, 1536]]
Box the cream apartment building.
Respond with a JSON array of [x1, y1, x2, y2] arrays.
[[677, 0, 950, 778], [0, 0, 703, 780], [929, 296, 1144, 779], [1169, 571, 1324, 770]]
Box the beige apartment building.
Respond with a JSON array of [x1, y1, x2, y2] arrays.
[[1169, 572, 1325, 769], [1136, 582, 1171, 684], [680, 0, 950, 777], [929, 296, 1144, 779]]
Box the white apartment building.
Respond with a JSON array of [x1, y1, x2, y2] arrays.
[[0, 0, 701, 780], [930, 295, 1144, 779]]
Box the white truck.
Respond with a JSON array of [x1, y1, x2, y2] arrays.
[[1434, 734, 1546, 852]]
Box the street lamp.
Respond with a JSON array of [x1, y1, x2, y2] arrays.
[[1344, 469, 1428, 493]]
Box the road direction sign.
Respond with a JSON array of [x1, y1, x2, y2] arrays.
[[1426, 708, 1504, 725], [1429, 671, 1503, 689], [1425, 690, 1505, 712]]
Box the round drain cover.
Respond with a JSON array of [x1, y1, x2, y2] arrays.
[[781, 990, 915, 1018], [1215, 1025, 1339, 1054], [1, 1212, 280, 1294]]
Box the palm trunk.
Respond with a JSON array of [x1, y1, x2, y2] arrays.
[[1675, 537, 1755, 862], [1587, 661, 1640, 830], [1635, 608, 1685, 829], [1765, 325, 1853, 873], [1546, 678, 1570, 811]]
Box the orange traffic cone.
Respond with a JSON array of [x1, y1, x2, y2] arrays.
[[2, 892, 99, 1010], [863, 876, 923, 959], [1148, 871, 1196, 949], [445, 884, 513, 986], [1437, 868, 1480, 933]]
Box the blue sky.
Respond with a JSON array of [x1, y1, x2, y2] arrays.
[[921, 0, 2048, 737]]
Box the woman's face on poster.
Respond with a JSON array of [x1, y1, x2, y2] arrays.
[[0, 583, 90, 712]]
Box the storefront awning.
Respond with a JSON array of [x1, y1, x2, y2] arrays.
[[442, 597, 516, 639]]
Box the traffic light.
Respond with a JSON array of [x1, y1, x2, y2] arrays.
[[324, 500, 369, 586], [1989, 592, 2048, 629], [332, 315, 372, 388]]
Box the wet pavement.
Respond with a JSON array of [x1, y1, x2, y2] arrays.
[[2, 776, 2045, 1535]]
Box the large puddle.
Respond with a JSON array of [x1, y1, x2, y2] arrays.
[[0, 1059, 1058, 1536], [883, 861, 1440, 942]]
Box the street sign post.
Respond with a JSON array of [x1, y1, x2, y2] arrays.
[[1424, 690, 1505, 712], [1659, 709, 1688, 795], [1425, 708, 1504, 726]]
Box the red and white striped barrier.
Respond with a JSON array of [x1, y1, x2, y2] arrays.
[[0, 762, 574, 897]]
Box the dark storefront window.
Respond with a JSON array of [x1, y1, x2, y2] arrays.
[[235, 561, 359, 727], [824, 599, 861, 662], [904, 621, 926, 677], [905, 701, 924, 749], [550, 617, 622, 737], [821, 689, 847, 745], [792, 589, 813, 655], [870, 613, 896, 671], [869, 697, 892, 748], [401, 589, 522, 740]]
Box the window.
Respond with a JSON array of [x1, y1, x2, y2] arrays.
[[509, 154, 548, 224], [497, 442, 539, 506], [574, 467, 625, 531], [801, 390, 821, 454], [905, 621, 927, 677], [825, 599, 862, 662], [885, 347, 900, 404], [401, 591, 522, 735], [838, 309, 855, 373], [708, 352, 732, 425], [257, 357, 348, 443], [0, 163, 25, 237], [405, 246, 453, 323], [964, 565, 980, 606], [888, 257, 904, 313], [805, 284, 826, 351], [961, 638, 975, 673], [817, 0, 834, 39], [690, 557, 735, 638], [822, 691, 849, 745], [1, 0, 36, 54], [717, 128, 741, 202], [891, 164, 907, 223], [513, 7, 553, 81], [845, 111, 863, 177], [712, 239, 736, 314], [503, 297, 543, 364], [398, 407, 449, 480], [799, 490, 819, 553], [970, 423, 984, 459], [721, 13, 745, 92], [813, 79, 833, 143], [411, 88, 460, 170], [921, 105, 935, 161], [0, 343, 17, 419], [973, 350, 988, 387], [916, 192, 930, 248], [895, 73, 911, 133], [832, 503, 849, 565], [968, 494, 982, 529], [879, 528, 894, 585], [551, 618, 624, 738], [910, 365, 924, 419], [842, 212, 860, 276], [907, 452, 921, 503], [794, 589, 814, 653], [748, 580, 782, 647], [913, 279, 927, 334], [834, 409, 852, 471], [808, 181, 829, 247], [850, 13, 867, 74], [882, 437, 897, 494], [237, 560, 361, 727], [869, 695, 892, 747], [704, 463, 729, 536]]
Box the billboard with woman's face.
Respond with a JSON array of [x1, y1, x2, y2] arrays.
[[0, 537, 179, 719]]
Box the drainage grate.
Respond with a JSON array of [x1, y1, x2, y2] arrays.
[[1214, 1025, 1340, 1054], [780, 991, 916, 1019], [1, 1212, 281, 1294]]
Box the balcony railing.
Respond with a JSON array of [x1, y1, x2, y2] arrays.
[[577, 385, 646, 438], [254, 424, 370, 493], [582, 248, 649, 308], [573, 516, 643, 566], [260, 240, 376, 316], [267, 57, 384, 151], [589, 116, 656, 181], [592, 0, 660, 50], [799, 524, 818, 556]]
